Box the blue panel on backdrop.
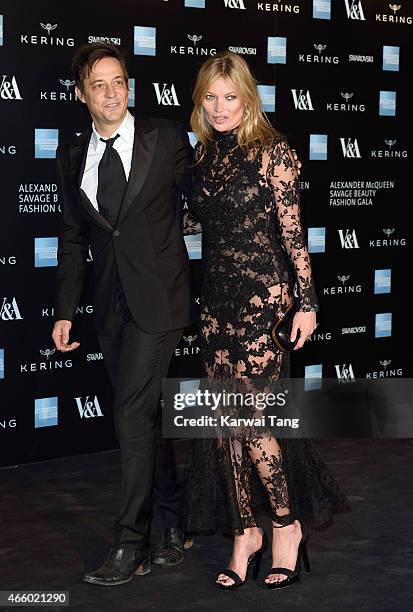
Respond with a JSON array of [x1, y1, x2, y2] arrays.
[[134, 26, 156, 56], [35, 397, 58, 428], [34, 129, 58, 159]]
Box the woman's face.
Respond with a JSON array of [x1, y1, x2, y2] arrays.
[[201, 76, 245, 132]]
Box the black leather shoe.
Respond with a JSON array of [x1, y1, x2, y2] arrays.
[[82, 547, 151, 586], [152, 528, 184, 567]]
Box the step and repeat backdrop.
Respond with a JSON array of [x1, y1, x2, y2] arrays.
[[0, 0, 411, 466]]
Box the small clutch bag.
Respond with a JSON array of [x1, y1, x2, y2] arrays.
[[270, 301, 300, 352]]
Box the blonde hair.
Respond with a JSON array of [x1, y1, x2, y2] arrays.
[[191, 51, 277, 158]]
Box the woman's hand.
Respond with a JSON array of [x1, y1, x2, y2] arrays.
[[290, 311, 317, 350], [291, 149, 302, 176]]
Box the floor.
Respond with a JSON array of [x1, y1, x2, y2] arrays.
[[1, 439, 412, 612]]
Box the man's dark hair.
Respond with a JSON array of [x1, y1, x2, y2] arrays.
[[71, 43, 129, 92]]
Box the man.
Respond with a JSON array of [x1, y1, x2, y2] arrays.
[[52, 43, 193, 586]]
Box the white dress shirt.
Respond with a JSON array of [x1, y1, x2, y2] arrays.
[[80, 110, 135, 211]]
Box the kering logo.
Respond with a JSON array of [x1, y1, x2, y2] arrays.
[[20, 348, 72, 373], [257, 2, 300, 13], [326, 92, 365, 112], [298, 43, 339, 64], [41, 304, 93, 318], [376, 3, 412, 24], [338, 229, 360, 249], [291, 89, 314, 111], [344, 0, 366, 20], [323, 274, 362, 295], [224, 0, 246, 8], [0, 144, 17, 155], [40, 78, 77, 102], [370, 139, 408, 159], [175, 335, 200, 357], [369, 228, 407, 248], [153, 83, 180, 106], [340, 137, 361, 158], [0, 419, 17, 429], [307, 330, 332, 342], [0, 75, 23, 100], [365, 359, 403, 379], [75, 396, 104, 419], [170, 34, 216, 56], [335, 363, 355, 382], [20, 22, 75, 46], [0, 255, 17, 265], [0, 297, 23, 320]]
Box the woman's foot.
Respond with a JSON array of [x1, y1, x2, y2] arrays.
[[265, 519, 303, 585], [217, 527, 263, 587]]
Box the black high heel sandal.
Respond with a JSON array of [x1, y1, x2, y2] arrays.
[[265, 515, 311, 590], [217, 527, 268, 590]]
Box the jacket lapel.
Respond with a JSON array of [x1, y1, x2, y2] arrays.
[[68, 130, 112, 231], [118, 118, 158, 222]]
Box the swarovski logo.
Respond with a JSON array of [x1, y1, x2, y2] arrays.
[[0, 75, 23, 100], [224, 0, 246, 8], [183, 335, 198, 346], [340, 137, 361, 158], [0, 297, 23, 320], [75, 396, 103, 419], [344, 0, 366, 20], [153, 83, 180, 106], [335, 363, 355, 382], [338, 229, 360, 249], [291, 89, 314, 111]]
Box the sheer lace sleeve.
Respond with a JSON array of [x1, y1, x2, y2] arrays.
[[266, 139, 319, 312], [183, 142, 202, 235]]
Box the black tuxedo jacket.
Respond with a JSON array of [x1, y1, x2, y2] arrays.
[[55, 116, 194, 333]]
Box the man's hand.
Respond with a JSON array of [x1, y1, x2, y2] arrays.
[[52, 320, 80, 352], [291, 149, 302, 176]]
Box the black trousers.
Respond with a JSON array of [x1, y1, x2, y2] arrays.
[[97, 281, 183, 549]]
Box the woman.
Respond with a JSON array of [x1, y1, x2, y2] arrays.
[[183, 52, 350, 590]]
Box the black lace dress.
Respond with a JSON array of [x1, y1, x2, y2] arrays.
[[182, 129, 350, 535]]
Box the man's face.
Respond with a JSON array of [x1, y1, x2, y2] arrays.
[[76, 57, 128, 129]]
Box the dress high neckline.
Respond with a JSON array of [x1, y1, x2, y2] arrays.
[[212, 127, 238, 148]]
